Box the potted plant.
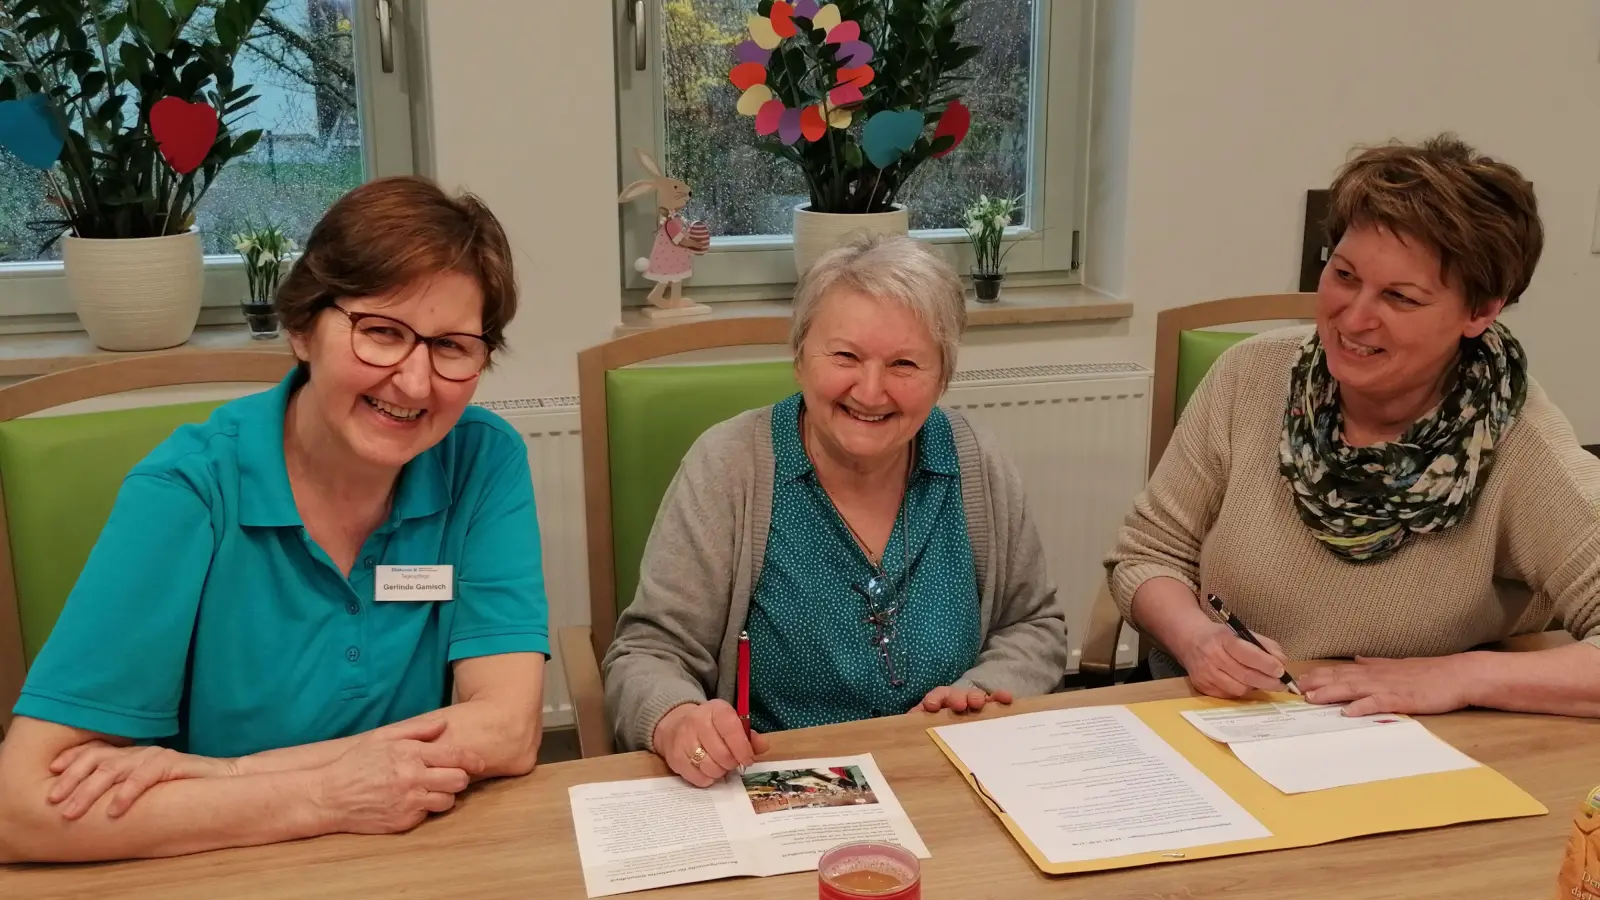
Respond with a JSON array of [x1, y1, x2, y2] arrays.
[[0, 0, 270, 351], [963, 193, 1021, 302], [231, 223, 294, 339], [730, 0, 980, 276]]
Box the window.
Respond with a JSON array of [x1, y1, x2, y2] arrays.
[[0, 0, 421, 325], [615, 0, 1091, 299]]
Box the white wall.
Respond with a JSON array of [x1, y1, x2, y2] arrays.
[[1094, 0, 1600, 437], [422, 0, 1600, 437], [420, 0, 623, 403]]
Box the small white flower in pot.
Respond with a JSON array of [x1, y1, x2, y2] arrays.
[[232, 224, 297, 340], [963, 193, 1024, 302]]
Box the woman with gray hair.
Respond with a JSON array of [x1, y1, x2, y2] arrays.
[[603, 234, 1067, 787]]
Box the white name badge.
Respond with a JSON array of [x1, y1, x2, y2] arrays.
[[375, 565, 454, 602]]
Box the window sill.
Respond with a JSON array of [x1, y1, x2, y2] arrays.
[[0, 324, 290, 378], [616, 284, 1133, 337]]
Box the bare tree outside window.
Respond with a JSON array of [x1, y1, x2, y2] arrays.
[[660, 0, 1033, 240], [0, 0, 364, 263]]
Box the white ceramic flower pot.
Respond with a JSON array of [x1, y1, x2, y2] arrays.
[[64, 229, 203, 351], [792, 204, 910, 279]]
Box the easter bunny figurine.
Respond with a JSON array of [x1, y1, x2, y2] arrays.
[[618, 148, 712, 318]]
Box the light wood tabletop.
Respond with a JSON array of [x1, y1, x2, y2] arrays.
[[6, 675, 1596, 899]]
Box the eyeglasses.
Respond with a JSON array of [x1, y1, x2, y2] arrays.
[[853, 574, 906, 688], [328, 305, 490, 382]]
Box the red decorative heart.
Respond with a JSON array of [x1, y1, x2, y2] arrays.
[[837, 65, 874, 90], [150, 97, 219, 174], [825, 20, 860, 44], [800, 105, 827, 142], [930, 99, 971, 159], [770, 1, 798, 38], [730, 62, 768, 92]]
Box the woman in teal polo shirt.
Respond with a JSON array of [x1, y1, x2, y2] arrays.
[[603, 235, 1068, 788], [0, 177, 550, 863]]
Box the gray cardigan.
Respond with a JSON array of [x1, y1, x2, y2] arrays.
[[602, 405, 1068, 752]]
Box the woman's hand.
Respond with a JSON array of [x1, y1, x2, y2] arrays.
[[652, 700, 770, 788], [914, 686, 1014, 714], [1176, 622, 1291, 699], [1299, 655, 1476, 716], [313, 716, 486, 835], [47, 742, 238, 820]]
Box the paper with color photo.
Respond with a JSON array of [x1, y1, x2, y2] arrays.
[[568, 753, 926, 898]]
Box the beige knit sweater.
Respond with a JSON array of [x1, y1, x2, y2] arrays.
[[1107, 327, 1600, 663]]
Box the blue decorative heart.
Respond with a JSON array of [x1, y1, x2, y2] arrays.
[[861, 110, 924, 169], [0, 95, 65, 170]]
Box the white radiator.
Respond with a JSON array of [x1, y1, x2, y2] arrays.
[[942, 363, 1151, 671], [483, 362, 1152, 725]]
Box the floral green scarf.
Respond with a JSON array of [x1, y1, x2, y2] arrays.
[[1277, 323, 1528, 563]]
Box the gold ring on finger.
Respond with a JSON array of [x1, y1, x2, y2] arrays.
[[688, 746, 708, 766]]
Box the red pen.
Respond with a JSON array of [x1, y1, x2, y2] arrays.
[[737, 630, 751, 739]]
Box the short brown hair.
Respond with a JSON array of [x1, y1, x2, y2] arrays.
[[276, 175, 516, 352], [1325, 134, 1542, 313]]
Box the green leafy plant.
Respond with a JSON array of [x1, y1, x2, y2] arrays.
[[0, 0, 270, 248], [231, 222, 293, 303], [749, 0, 982, 214], [963, 193, 1021, 276]]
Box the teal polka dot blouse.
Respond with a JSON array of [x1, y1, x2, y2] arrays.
[[746, 393, 981, 732]]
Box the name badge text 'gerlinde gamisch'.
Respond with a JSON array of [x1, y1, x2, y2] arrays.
[[375, 565, 454, 602]]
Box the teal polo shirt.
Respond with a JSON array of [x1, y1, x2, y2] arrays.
[[747, 393, 981, 732], [14, 372, 550, 759]]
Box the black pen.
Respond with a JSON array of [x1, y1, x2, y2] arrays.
[[1206, 594, 1301, 695]]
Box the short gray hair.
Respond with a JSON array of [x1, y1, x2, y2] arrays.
[[790, 234, 967, 388]]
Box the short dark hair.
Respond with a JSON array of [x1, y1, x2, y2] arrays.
[[1325, 134, 1543, 314], [275, 176, 517, 352]]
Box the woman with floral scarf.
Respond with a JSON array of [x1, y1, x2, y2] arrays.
[[1106, 135, 1600, 719]]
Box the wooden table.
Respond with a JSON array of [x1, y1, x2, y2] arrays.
[[6, 676, 1597, 899]]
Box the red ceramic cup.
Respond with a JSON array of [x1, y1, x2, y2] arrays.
[[818, 841, 921, 900]]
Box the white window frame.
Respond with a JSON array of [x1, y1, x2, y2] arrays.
[[0, 0, 424, 332], [614, 0, 1093, 303]]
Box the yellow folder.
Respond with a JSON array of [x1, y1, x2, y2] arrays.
[[928, 695, 1548, 875]]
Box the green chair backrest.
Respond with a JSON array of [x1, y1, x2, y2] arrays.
[[606, 361, 799, 620], [1175, 330, 1253, 422], [0, 400, 224, 665]]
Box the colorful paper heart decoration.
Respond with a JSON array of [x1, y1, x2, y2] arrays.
[[862, 110, 924, 169], [930, 99, 971, 159], [731, 2, 872, 145], [747, 13, 782, 50], [734, 40, 771, 65], [150, 97, 218, 175], [837, 66, 874, 90], [769, 1, 798, 38], [834, 40, 873, 68], [824, 21, 860, 44], [778, 107, 804, 145], [737, 84, 775, 116], [730, 62, 768, 91], [800, 106, 827, 142], [0, 95, 65, 170], [756, 99, 786, 136], [828, 84, 864, 108], [812, 4, 842, 32]]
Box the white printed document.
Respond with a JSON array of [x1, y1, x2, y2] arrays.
[[1181, 701, 1481, 794], [932, 706, 1270, 864], [568, 753, 928, 898]]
